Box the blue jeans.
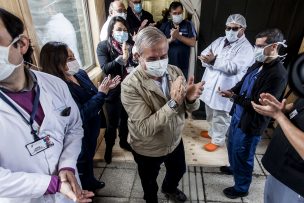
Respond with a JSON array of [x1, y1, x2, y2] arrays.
[[227, 115, 261, 192]]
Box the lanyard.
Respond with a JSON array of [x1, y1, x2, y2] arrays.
[[0, 85, 41, 141]]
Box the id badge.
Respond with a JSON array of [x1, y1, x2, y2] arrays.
[[289, 109, 298, 119], [25, 135, 54, 156]]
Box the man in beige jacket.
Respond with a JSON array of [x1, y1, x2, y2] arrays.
[[121, 27, 204, 203]]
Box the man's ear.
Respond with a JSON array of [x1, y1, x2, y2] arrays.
[[18, 36, 30, 55], [271, 43, 279, 52]]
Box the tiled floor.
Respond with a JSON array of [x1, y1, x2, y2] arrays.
[[92, 120, 270, 203]]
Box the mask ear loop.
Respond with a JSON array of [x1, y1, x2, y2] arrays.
[[276, 40, 288, 61], [24, 61, 42, 71]]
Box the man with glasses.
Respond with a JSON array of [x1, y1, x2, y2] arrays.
[[100, 0, 127, 41], [127, 0, 154, 35], [198, 14, 254, 152], [218, 28, 288, 198], [121, 27, 204, 203]]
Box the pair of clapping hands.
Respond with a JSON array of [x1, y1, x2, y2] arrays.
[[97, 74, 121, 94], [170, 76, 205, 105], [198, 49, 217, 65], [217, 87, 292, 119]]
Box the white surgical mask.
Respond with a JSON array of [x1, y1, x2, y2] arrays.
[[67, 60, 81, 75], [254, 46, 267, 62], [225, 30, 239, 43], [115, 12, 127, 20], [113, 31, 129, 43], [172, 14, 183, 24], [254, 41, 287, 62], [144, 58, 168, 78], [0, 36, 23, 81]]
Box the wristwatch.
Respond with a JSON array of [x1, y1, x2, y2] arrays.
[[168, 99, 179, 110]]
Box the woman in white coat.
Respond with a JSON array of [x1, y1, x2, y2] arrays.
[[0, 8, 94, 203]]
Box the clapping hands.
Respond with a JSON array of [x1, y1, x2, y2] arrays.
[[98, 74, 121, 94]]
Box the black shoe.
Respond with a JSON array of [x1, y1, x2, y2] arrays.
[[223, 187, 248, 199], [81, 179, 105, 191], [91, 179, 105, 190], [220, 166, 233, 175], [119, 141, 132, 152], [104, 145, 113, 164], [162, 188, 187, 202]]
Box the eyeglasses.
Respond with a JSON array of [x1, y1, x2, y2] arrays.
[[225, 26, 241, 31], [115, 9, 127, 13]]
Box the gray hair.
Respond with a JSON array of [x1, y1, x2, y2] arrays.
[[134, 27, 168, 55], [109, 0, 123, 14]]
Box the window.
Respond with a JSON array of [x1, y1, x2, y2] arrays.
[[27, 0, 94, 69]]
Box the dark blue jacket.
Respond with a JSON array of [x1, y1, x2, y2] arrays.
[[230, 58, 288, 135], [67, 69, 106, 136]]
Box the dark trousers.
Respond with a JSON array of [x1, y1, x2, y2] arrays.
[[132, 141, 186, 203], [227, 115, 261, 192], [77, 122, 100, 185], [104, 99, 128, 146]]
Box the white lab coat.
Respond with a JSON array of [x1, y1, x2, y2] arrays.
[[0, 70, 83, 203], [199, 35, 255, 112], [99, 17, 112, 41]]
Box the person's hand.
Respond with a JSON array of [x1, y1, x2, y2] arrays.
[[186, 76, 204, 103], [148, 22, 156, 27], [251, 93, 286, 120], [60, 181, 94, 203], [122, 42, 129, 61], [109, 75, 121, 89], [218, 87, 234, 98], [77, 190, 95, 203], [132, 31, 138, 42], [170, 76, 186, 105], [198, 50, 217, 64], [59, 170, 81, 199], [138, 19, 149, 31], [98, 75, 112, 94], [170, 27, 180, 40]]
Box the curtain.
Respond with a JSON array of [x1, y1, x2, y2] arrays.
[[180, 0, 201, 79]]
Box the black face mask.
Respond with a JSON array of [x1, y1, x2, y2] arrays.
[[288, 54, 304, 97]]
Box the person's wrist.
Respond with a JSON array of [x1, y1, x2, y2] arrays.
[[274, 111, 285, 121], [186, 96, 195, 104], [168, 99, 179, 110]]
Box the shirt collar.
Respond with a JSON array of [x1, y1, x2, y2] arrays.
[[0, 68, 36, 92]]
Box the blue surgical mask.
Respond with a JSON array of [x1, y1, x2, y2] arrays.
[[134, 3, 142, 13], [113, 31, 129, 43]]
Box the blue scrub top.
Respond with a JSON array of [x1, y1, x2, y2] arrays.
[[235, 68, 261, 119], [160, 20, 196, 76]]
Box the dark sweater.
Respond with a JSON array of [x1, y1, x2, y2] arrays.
[[126, 6, 154, 34], [230, 58, 288, 135], [67, 69, 106, 130], [262, 98, 304, 196]]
